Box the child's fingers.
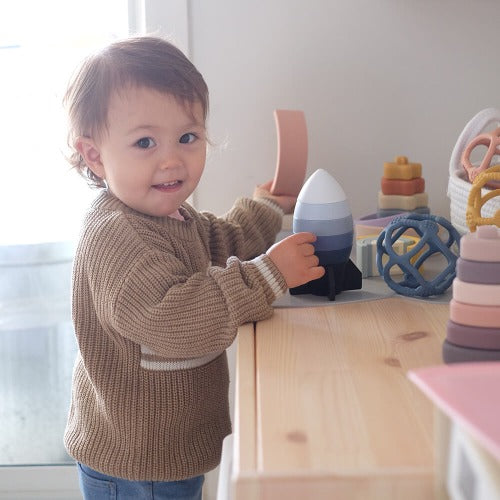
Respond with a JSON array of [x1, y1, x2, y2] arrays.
[[288, 231, 317, 244], [301, 243, 316, 257], [309, 265, 325, 280], [305, 254, 320, 267]]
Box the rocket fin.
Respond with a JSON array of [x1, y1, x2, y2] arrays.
[[290, 258, 362, 301]]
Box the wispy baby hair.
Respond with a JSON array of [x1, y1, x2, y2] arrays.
[[64, 35, 209, 187]]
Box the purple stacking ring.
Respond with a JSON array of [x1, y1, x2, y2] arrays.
[[442, 339, 500, 364], [456, 258, 500, 284], [446, 320, 500, 349]]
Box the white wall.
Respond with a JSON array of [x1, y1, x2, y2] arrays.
[[150, 3, 500, 498], [188, 0, 500, 220]]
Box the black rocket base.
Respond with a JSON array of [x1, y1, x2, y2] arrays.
[[290, 259, 362, 301]]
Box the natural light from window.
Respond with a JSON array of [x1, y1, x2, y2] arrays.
[[0, 0, 129, 245]]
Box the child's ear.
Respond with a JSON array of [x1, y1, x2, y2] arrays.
[[75, 137, 105, 179]]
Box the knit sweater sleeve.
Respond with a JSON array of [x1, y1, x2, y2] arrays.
[[200, 197, 283, 265], [114, 255, 286, 359], [80, 209, 286, 360]]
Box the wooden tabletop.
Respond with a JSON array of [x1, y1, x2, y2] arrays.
[[232, 297, 450, 500]]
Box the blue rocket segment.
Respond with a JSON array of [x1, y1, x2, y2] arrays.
[[293, 216, 353, 236], [294, 199, 352, 220], [313, 232, 353, 251], [314, 232, 353, 265]]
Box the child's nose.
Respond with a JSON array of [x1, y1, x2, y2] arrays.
[[159, 148, 182, 170]]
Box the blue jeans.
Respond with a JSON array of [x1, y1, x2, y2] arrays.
[[77, 463, 204, 500]]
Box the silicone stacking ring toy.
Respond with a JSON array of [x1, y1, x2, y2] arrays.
[[442, 339, 500, 363], [456, 258, 500, 284], [465, 165, 500, 232], [449, 299, 500, 328], [452, 279, 500, 306], [461, 127, 500, 186], [446, 320, 500, 350], [376, 213, 461, 297]]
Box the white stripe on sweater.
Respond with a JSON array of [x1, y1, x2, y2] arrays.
[[140, 345, 221, 371], [251, 255, 285, 299]]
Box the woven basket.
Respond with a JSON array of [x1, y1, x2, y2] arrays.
[[448, 107, 500, 234]]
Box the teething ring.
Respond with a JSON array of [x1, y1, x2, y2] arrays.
[[466, 165, 500, 232], [462, 127, 500, 186], [376, 214, 460, 297]]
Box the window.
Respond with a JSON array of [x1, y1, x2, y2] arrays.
[[0, 0, 129, 245], [0, 3, 193, 497], [0, 2, 129, 497]]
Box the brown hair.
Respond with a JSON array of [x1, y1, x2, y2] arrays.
[[64, 36, 209, 188]]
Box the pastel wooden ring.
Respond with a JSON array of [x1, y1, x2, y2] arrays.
[[465, 166, 500, 231], [381, 177, 425, 195], [461, 127, 500, 185], [355, 213, 404, 238], [378, 192, 428, 210], [356, 213, 403, 226], [377, 207, 430, 217], [456, 258, 500, 284], [449, 299, 500, 328], [270, 109, 308, 196], [459, 225, 500, 262], [442, 339, 500, 364], [446, 320, 500, 349], [452, 278, 500, 306]]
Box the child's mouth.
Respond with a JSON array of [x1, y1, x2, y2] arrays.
[[153, 180, 182, 191]]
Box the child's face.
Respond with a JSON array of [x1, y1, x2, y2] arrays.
[[81, 86, 207, 217]]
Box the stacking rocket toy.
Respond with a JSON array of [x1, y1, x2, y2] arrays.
[[378, 156, 430, 217], [290, 169, 362, 300], [443, 225, 500, 363]]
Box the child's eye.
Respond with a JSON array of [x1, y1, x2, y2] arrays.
[[179, 133, 197, 144], [135, 137, 156, 149]]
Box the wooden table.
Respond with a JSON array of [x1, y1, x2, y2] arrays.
[[231, 297, 450, 499]]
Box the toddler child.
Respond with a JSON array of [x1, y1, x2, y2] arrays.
[[63, 35, 324, 499]]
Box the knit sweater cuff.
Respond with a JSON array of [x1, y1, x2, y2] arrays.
[[250, 253, 288, 301], [254, 197, 285, 217]]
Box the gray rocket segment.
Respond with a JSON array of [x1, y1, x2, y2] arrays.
[[293, 216, 353, 236], [294, 199, 352, 220]]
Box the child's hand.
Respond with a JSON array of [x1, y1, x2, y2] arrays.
[[267, 232, 325, 288], [253, 180, 297, 214]]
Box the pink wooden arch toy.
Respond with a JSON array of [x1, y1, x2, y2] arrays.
[[270, 109, 308, 196], [461, 126, 500, 187]]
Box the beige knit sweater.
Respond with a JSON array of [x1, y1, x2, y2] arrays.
[[64, 190, 287, 481]]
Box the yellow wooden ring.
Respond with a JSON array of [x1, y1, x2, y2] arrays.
[[466, 165, 500, 232]]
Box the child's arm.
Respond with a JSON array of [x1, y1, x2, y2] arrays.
[[252, 179, 297, 214], [82, 213, 322, 362], [252, 180, 325, 287], [200, 179, 298, 265]]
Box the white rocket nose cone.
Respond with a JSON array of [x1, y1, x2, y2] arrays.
[[297, 168, 347, 204]]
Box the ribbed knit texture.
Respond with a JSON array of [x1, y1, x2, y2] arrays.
[[64, 191, 287, 481]]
